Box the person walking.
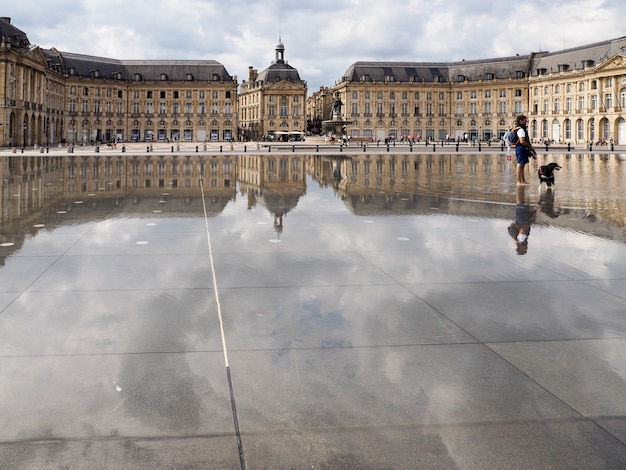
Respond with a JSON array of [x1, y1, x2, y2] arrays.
[[513, 115, 536, 185]]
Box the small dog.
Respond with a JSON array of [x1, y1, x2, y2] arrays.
[[538, 162, 562, 188]]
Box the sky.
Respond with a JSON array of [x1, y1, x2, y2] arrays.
[[4, 0, 626, 95]]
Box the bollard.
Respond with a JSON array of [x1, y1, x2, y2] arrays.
[[316, 145, 319, 153], [244, 145, 247, 153], [292, 145, 295, 152], [122, 146, 126, 153], [268, 146, 271, 152], [171, 146, 174, 153], [433, 144, 436, 152], [196, 146, 198, 152], [589, 143, 593, 151], [46, 147, 49, 154], [567, 142, 571, 152], [146, 146, 149, 152], [501, 143, 504, 151], [611, 143, 614, 151], [409, 144, 413, 152], [545, 143, 549, 152], [456, 142, 459, 152], [220, 145, 223, 153], [363, 144, 366, 152], [96, 146, 99, 153], [340, 144, 343, 152], [387, 144, 390, 152], [478, 142, 482, 152]]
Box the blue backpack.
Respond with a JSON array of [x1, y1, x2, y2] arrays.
[[504, 127, 521, 146]]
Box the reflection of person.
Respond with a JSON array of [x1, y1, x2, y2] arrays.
[[507, 185, 538, 255], [513, 115, 536, 185]]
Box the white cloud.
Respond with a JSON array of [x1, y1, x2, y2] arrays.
[[4, 0, 626, 93]]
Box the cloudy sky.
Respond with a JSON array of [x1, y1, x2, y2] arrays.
[[5, 0, 626, 94]]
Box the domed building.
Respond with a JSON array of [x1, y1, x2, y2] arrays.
[[238, 39, 307, 141]]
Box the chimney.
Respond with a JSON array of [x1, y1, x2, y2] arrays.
[[1, 17, 11, 24], [248, 66, 257, 82]]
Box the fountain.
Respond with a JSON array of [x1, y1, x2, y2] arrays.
[[322, 92, 352, 139]]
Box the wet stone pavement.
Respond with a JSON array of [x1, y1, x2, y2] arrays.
[[0, 150, 625, 469]]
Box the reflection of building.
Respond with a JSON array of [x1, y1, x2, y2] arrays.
[[0, 17, 237, 147], [327, 36, 626, 145], [0, 154, 238, 228], [237, 154, 307, 234], [307, 154, 626, 240], [238, 40, 307, 142]]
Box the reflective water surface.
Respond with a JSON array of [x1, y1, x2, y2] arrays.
[[1, 152, 625, 469]]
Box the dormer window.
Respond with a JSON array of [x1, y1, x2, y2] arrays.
[[134, 73, 142, 81], [485, 72, 495, 80], [185, 73, 193, 81], [160, 73, 168, 81], [457, 74, 466, 82]]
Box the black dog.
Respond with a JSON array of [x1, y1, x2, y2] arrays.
[[538, 162, 562, 187]]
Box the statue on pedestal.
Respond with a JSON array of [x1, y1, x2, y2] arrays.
[[331, 92, 343, 120]]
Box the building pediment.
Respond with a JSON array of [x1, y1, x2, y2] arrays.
[[265, 81, 306, 91], [596, 54, 626, 71]]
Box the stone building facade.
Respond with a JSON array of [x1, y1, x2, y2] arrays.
[[237, 40, 307, 141], [2, 15, 626, 147], [324, 36, 626, 145], [0, 17, 237, 147]]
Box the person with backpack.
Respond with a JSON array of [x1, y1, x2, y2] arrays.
[[503, 129, 513, 160], [512, 115, 536, 185]]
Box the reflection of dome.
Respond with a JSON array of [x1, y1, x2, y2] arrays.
[[262, 191, 301, 218]]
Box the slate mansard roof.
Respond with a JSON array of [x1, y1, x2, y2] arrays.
[[0, 16, 30, 50], [40, 49, 234, 82], [341, 35, 626, 84]]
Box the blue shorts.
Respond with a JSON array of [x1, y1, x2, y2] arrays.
[[516, 146, 531, 164]]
